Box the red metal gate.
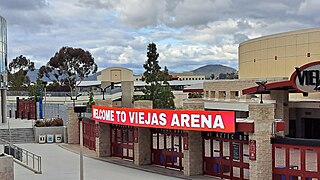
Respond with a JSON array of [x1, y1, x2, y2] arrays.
[[272, 137, 320, 180], [111, 125, 134, 160], [83, 120, 96, 151], [16, 97, 37, 119], [151, 128, 185, 170], [203, 132, 249, 179]]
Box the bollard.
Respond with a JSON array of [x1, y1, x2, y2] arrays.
[[21, 111, 24, 119], [27, 112, 30, 120], [9, 110, 11, 118], [15, 110, 18, 119]]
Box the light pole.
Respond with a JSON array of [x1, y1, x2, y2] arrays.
[[95, 86, 108, 100], [66, 93, 82, 106], [42, 81, 47, 119], [74, 105, 87, 180]]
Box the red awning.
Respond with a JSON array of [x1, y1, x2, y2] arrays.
[[242, 80, 301, 95]]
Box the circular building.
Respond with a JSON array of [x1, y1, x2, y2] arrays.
[[239, 28, 320, 79]]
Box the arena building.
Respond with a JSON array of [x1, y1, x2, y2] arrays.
[[68, 28, 320, 180]]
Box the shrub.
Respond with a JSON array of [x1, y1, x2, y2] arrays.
[[34, 118, 64, 127]]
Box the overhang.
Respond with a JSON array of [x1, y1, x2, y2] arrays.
[[242, 80, 301, 95]]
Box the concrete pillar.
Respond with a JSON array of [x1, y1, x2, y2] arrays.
[[225, 91, 231, 100], [0, 155, 14, 180], [215, 91, 219, 100], [248, 104, 274, 180], [1, 89, 6, 123], [67, 106, 79, 144], [101, 81, 111, 90], [183, 131, 203, 176], [95, 95, 113, 156], [96, 122, 111, 157], [134, 128, 151, 165], [270, 90, 289, 135], [121, 81, 133, 108]]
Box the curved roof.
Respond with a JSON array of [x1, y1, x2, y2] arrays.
[[239, 27, 320, 46]]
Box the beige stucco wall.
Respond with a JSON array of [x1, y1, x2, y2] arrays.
[[97, 67, 133, 82], [239, 28, 320, 79]]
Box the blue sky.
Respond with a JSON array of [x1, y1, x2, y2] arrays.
[[1, 0, 319, 74]]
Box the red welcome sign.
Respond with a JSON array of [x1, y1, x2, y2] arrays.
[[91, 106, 235, 133]]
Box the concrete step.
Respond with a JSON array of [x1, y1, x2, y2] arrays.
[[0, 128, 34, 144]]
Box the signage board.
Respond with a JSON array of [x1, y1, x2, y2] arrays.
[[249, 140, 256, 160], [92, 106, 236, 133], [232, 142, 240, 160], [291, 61, 320, 92]]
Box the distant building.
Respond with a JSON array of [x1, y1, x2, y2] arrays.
[[133, 71, 205, 81]]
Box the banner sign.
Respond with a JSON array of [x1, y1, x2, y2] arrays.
[[92, 106, 235, 133], [290, 61, 320, 92]]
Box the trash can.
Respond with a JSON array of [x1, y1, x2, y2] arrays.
[[55, 134, 62, 143], [39, 135, 46, 144], [47, 134, 54, 143]]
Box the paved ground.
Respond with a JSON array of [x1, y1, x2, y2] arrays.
[[14, 143, 184, 180]]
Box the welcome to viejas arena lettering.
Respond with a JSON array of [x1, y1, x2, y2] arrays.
[[92, 106, 235, 133], [291, 62, 320, 92]]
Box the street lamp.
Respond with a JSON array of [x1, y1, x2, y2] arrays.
[[256, 81, 267, 104], [95, 82, 115, 100], [66, 93, 82, 106], [74, 105, 87, 180]]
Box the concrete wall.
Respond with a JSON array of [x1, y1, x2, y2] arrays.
[[134, 100, 152, 109], [34, 126, 67, 143], [0, 155, 14, 180]]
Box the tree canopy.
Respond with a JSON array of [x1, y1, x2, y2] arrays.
[[8, 55, 35, 88], [143, 43, 175, 109], [38, 46, 98, 93]]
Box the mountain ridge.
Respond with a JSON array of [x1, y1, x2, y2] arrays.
[[26, 64, 236, 82]]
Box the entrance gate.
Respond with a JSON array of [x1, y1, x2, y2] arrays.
[[203, 132, 249, 179], [111, 125, 134, 160], [272, 137, 320, 180], [151, 129, 185, 170], [83, 120, 96, 151]]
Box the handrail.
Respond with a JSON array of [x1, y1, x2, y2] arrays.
[[0, 138, 42, 174]]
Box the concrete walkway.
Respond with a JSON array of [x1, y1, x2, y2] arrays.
[[14, 143, 182, 180], [59, 144, 218, 180]]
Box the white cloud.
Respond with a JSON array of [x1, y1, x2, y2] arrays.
[[1, 0, 318, 75]]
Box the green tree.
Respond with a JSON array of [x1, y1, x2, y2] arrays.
[[87, 88, 95, 107], [28, 78, 44, 101], [38, 46, 98, 94], [8, 55, 35, 88], [210, 73, 215, 80], [142, 43, 175, 109]]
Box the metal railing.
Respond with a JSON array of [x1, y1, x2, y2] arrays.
[[0, 138, 42, 174]]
